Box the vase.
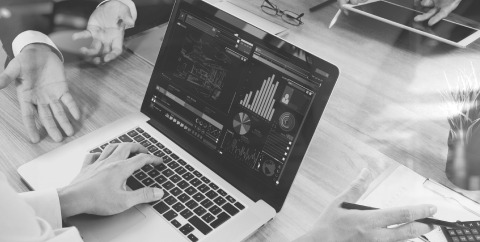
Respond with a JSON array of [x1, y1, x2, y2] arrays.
[[446, 129, 480, 190]]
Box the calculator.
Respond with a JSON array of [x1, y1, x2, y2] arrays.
[[442, 221, 480, 242]]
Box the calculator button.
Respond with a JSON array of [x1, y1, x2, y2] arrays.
[[452, 237, 460, 242], [457, 230, 465, 235], [472, 229, 479, 234], [449, 230, 458, 236], [467, 235, 475, 241], [465, 230, 472, 235], [459, 236, 467, 242], [475, 235, 480, 240]]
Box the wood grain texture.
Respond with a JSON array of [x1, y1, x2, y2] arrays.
[[0, 0, 479, 241]]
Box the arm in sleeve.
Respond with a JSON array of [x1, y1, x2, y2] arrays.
[[18, 189, 63, 230], [0, 171, 83, 242]]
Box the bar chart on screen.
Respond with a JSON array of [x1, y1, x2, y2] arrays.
[[240, 74, 279, 121]]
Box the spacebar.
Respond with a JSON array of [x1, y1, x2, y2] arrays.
[[188, 216, 212, 235]]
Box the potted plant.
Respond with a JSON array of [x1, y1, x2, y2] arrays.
[[443, 66, 480, 190]]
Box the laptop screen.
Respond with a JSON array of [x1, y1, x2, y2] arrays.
[[142, 0, 339, 211]]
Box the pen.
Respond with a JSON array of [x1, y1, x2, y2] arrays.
[[329, 9, 341, 29], [341, 202, 469, 230]]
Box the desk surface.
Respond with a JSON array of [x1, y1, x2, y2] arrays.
[[2, 0, 480, 241]]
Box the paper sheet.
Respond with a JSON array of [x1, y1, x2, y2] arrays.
[[359, 165, 480, 242]]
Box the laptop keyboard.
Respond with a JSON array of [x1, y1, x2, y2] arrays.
[[90, 127, 245, 242]]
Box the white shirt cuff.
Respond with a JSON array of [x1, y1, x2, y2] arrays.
[[98, 0, 137, 29], [12, 30, 64, 62], [19, 189, 63, 230]]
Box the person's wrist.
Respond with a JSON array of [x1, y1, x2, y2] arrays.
[[57, 185, 87, 219]]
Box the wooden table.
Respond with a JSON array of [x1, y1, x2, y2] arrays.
[[2, 0, 480, 241]]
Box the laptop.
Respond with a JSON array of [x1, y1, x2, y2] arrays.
[[18, 0, 340, 241]]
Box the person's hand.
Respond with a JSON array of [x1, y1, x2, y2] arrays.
[[72, 0, 135, 64], [0, 43, 80, 143], [337, 0, 368, 14], [414, 0, 462, 26], [294, 169, 437, 242], [57, 143, 165, 219]]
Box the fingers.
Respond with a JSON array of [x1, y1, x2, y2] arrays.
[[38, 104, 63, 142], [82, 153, 101, 167], [338, 0, 348, 8], [0, 58, 20, 89], [383, 222, 435, 242], [421, 0, 434, 7], [104, 37, 123, 62], [127, 186, 164, 206], [49, 99, 74, 136], [371, 204, 437, 227], [414, 8, 438, 22], [60, 92, 80, 120], [81, 38, 102, 56], [109, 142, 149, 161], [335, 168, 372, 204], [123, 154, 163, 176], [19, 100, 40, 143], [98, 144, 120, 161], [102, 42, 112, 57], [72, 30, 92, 41], [428, 8, 451, 26]]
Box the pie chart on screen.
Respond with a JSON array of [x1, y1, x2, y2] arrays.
[[233, 112, 251, 135]]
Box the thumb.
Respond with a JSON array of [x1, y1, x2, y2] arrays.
[[122, 14, 135, 28], [129, 187, 164, 205], [0, 58, 20, 89], [335, 168, 372, 204]]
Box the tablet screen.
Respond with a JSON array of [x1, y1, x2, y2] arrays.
[[353, 1, 477, 43]]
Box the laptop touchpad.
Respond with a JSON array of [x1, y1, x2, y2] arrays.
[[67, 207, 146, 242]]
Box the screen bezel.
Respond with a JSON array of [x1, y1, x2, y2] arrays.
[[344, 0, 480, 48], [140, 0, 339, 212]]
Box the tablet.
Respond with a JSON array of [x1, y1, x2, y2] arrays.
[[343, 0, 480, 48]]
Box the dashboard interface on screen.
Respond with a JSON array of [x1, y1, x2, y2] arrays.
[[147, 2, 334, 189], [353, 1, 478, 43]]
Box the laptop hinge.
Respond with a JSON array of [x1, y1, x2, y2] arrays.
[[147, 119, 261, 202]]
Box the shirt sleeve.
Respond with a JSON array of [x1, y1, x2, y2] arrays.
[[19, 189, 63, 230], [12, 30, 64, 62], [98, 0, 137, 29]]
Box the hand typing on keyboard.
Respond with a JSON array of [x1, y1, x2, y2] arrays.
[[57, 143, 165, 218], [293, 168, 438, 242]]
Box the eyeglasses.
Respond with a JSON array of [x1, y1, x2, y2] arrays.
[[261, 0, 304, 26]]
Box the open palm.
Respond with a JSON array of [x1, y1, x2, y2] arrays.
[[0, 44, 80, 143], [73, 1, 134, 64]]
